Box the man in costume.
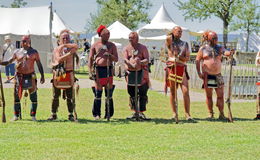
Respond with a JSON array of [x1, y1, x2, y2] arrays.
[[165, 26, 192, 121], [255, 51, 260, 120], [196, 30, 234, 119], [48, 29, 78, 121], [123, 32, 150, 120], [1, 35, 15, 83], [88, 25, 118, 120], [0, 35, 45, 121]]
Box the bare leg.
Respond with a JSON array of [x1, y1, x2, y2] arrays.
[[180, 74, 191, 119], [255, 86, 260, 120], [205, 88, 214, 117], [257, 87, 260, 115], [215, 87, 225, 116], [169, 82, 178, 118], [257, 95, 260, 115]]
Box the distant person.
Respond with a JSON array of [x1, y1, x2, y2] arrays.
[[0, 35, 45, 121], [148, 46, 155, 73], [196, 30, 234, 120], [83, 38, 90, 52], [255, 51, 260, 120], [150, 46, 158, 62], [123, 32, 150, 120], [2, 35, 15, 83]]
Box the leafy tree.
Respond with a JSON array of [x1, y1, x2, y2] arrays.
[[175, 0, 244, 48], [10, 0, 27, 8], [0, 0, 27, 8], [87, 0, 152, 32], [230, 0, 260, 52]]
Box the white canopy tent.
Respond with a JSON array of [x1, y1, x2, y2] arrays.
[[91, 21, 132, 46], [138, 4, 203, 52], [0, 6, 73, 72]]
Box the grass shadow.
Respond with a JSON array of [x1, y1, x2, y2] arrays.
[[125, 118, 199, 124], [36, 119, 74, 123], [76, 118, 131, 124], [14, 117, 256, 124], [193, 117, 255, 122]]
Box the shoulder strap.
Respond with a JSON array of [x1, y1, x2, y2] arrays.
[[2, 44, 11, 58]]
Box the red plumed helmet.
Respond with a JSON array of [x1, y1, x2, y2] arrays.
[[97, 25, 106, 37]]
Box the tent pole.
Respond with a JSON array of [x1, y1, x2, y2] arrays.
[[49, 2, 53, 51]]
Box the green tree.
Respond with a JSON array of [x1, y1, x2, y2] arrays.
[[87, 0, 152, 32], [230, 0, 260, 52], [10, 0, 27, 8], [0, 0, 27, 8], [175, 0, 244, 48]]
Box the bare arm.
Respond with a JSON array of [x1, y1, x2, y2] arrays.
[[165, 35, 173, 57], [123, 47, 136, 69], [123, 47, 131, 69], [195, 48, 203, 79], [256, 52, 260, 66], [36, 60, 45, 84], [110, 44, 118, 62], [88, 45, 95, 73], [56, 44, 78, 63], [141, 46, 149, 65]]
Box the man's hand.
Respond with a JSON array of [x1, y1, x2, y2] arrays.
[[40, 76, 45, 84], [230, 49, 235, 55], [198, 73, 204, 80], [258, 58, 260, 65], [103, 52, 111, 56], [224, 49, 235, 57]]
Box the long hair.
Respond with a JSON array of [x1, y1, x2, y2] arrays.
[[201, 30, 211, 44]]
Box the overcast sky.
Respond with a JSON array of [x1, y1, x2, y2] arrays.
[[1, 0, 259, 33]]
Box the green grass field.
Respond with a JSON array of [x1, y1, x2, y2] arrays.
[[0, 88, 259, 160]]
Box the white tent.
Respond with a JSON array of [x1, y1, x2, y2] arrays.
[[137, 4, 193, 51], [91, 21, 132, 46], [53, 11, 74, 36], [0, 6, 73, 72], [237, 33, 260, 52]]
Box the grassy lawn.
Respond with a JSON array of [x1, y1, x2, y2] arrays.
[[0, 88, 259, 160]]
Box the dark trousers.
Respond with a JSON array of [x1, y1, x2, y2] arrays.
[[5, 63, 15, 76], [51, 86, 74, 114], [127, 83, 149, 112], [92, 86, 115, 118], [14, 88, 38, 117]]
